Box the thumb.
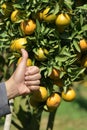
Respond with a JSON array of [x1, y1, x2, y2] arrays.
[[11, 49, 28, 82], [21, 48, 28, 63]]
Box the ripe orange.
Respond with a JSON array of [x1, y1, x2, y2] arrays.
[[20, 19, 36, 35], [17, 57, 32, 66], [79, 39, 87, 51], [42, 7, 57, 22], [32, 86, 48, 102], [62, 87, 76, 102], [10, 10, 19, 22], [10, 38, 27, 52], [55, 13, 71, 26], [35, 48, 48, 61], [46, 93, 61, 111], [49, 68, 60, 80]]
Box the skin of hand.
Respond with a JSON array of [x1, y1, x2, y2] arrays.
[[5, 49, 41, 99]]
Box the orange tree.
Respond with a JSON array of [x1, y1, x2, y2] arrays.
[[0, 0, 87, 130]]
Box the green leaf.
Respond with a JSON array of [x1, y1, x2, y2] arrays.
[[53, 2, 59, 15], [71, 68, 86, 81], [36, 19, 41, 34], [77, 4, 87, 10], [79, 14, 84, 26], [81, 25, 87, 31], [64, 0, 74, 10], [55, 56, 69, 62], [73, 40, 81, 52]]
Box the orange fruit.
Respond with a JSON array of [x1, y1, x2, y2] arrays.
[[55, 13, 71, 26], [79, 39, 87, 51], [62, 87, 76, 102], [20, 19, 36, 35], [10, 38, 27, 52], [10, 10, 19, 22], [32, 86, 48, 102], [17, 57, 32, 66], [42, 7, 56, 22], [49, 68, 60, 80], [46, 93, 61, 111], [35, 48, 48, 61]]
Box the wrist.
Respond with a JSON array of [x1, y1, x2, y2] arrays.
[[5, 78, 19, 99]]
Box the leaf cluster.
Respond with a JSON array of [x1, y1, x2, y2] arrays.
[[0, 0, 87, 88]]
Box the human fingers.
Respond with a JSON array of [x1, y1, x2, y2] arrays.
[[25, 66, 40, 75], [27, 85, 40, 91], [25, 80, 40, 86], [25, 73, 41, 81]]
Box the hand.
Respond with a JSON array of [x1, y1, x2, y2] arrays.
[[24, 66, 41, 91], [5, 49, 41, 99]]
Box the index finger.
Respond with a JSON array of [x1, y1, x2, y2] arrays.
[[25, 66, 40, 75]]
